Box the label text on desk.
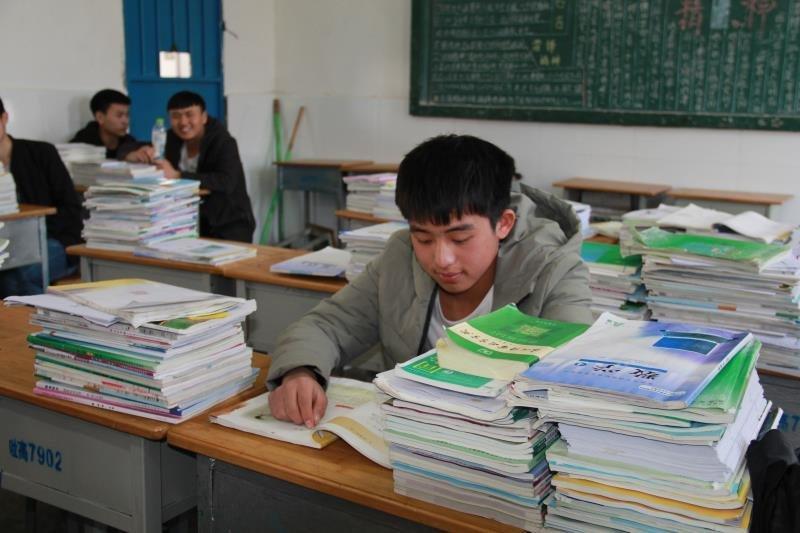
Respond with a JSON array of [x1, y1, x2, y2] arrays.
[[8, 439, 62, 472]]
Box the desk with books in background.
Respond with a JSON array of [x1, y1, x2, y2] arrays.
[[0, 305, 197, 532], [0, 205, 57, 286]]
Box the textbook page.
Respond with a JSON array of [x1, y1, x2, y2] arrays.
[[211, 377, 390, 468]]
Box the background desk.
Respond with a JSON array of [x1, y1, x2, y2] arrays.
[[0, 306, 195, 532], [553, 177, 671, 217], [67, 244, 236, 295], [0, 205, 56, 285], [221, 246, 345, 353], [667, 187, 793, 217], [167, 396, 528, 532]]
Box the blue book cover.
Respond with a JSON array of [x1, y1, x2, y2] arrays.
[[520, 313, 752, 409]]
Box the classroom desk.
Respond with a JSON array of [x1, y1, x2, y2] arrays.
[[0, 305, 197, 532], [553, 177, 671, 213], [221, 246, 346, 354], [67, 244, 236, 295], [168, 378, 530, 532], [667, 187, 793, 217], [0, 204, 56, 285]]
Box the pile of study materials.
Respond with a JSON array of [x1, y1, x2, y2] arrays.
[[82, 177, 200, 251], [135, 237, 256, 266], [339, 221, 406, 280], [55, 143, 105, 183], [342, 173, 396, 215], [372, 179, 403, 221], [510, 312, 772, 532], [6, 279, 259, 423], [621, 220, 800, 377], [580, 240, 649, 320], [0, 162, 19, 215], [68, 160, 163, 188], [374, 304, 588, 530]]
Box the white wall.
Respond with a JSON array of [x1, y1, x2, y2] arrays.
[[0, 0, 125, 142], [259, 0, 800, 225]]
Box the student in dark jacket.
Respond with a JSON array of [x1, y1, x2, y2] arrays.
[[70, 89, 149, 161], [0, 97, 83, 296], [153, 91, 255, 242]]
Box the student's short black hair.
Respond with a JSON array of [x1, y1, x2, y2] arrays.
[[395, 134, 515, 226], [167, 91, 206, 112], [0, 97, 4, 115], [90, 89, 131, 114]]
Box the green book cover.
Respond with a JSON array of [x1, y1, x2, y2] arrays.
[[445, 304, 589, 364], [635, 227, 788, 265], [689, 340, 759, 411], [400, 352, 493, 387], [581, 241, 641, 268]]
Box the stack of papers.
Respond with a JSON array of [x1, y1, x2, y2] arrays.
[[342, 173, 396, 215], [82, 177, 200, 251], [581, 241, 649, 320], [373, 179, 403, 221], [648, 204, 794, 244], [6, 279, 259, 423], [0, 162, 19, 215], [510, 312, 771, 532], [622, 225, 800, 377], [339, 221, 406, 280], [56, 143, 105, 184], [68, 160, 164, 187], [135, 238, 256, 266]]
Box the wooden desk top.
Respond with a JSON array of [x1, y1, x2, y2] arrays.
[[168, 405, 520, 532], [275, 159, 373, 170], [345, 162, 400, 174], [66, 244, 226, 274], [335, 209, 390, 224], [0, 204, 58, 221], [221, 245, 347, 294], [553, 177, 671, 196], [668, 187, 793, 205]]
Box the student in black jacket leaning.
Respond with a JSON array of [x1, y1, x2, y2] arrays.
[[150, 91, 255, 243], [70, 89, 150, 161], [0, 97, 83, 296]]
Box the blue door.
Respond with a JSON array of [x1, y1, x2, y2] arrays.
[[123, 0, 224, 141]]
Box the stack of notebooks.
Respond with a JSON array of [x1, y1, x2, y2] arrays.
[[68, 160, 163, 187], [134, 237, 256, 266], [82, 177, 200, 251], [372, 179, 403, 221], [374, 304, 588, 530], [0, 162, 19, 215], [342, 173, 396, 214], [6, 279, 259, 423], [339, 221, 407, 280], [580, 240, 649, 320], [510, 313, 773, 532], [55, 143, 105, 183], [621, 223, 800, 377]]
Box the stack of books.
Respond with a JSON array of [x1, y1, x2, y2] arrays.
[[82, 178, 200, 251], [7, 279, 259, 423], [135, 238, 256, 266], [375, 305, 588, 530], [510, 313, 773, 531], [342, 173, 396, 214], [580, 240, 649, 320], [0, 162, 19, 215], [55, 143, 105, 183], [372, 179, 403, 221], [621, 224, 800, 377], [339, 221, 407, 280], [68, 160, 163, 187]]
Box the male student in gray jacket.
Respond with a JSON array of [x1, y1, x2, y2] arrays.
[[267, 134, 593, 427]]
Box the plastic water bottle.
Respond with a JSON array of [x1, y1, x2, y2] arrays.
[[151, 117, 167, 160]]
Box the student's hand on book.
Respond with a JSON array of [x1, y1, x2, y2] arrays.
[[125, 146, 155, 164], [153, 158, 181, 179], [269, 367, 328, 428]]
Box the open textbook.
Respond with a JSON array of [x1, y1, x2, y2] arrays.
[[269, 246, 352, 277], [211, 377, 390, 468]]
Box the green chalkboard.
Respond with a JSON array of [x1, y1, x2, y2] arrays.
[[410, 0, 800, 130]]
